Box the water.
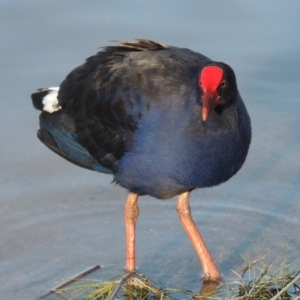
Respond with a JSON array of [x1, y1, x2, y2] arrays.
[[1, 1, 300, 299]]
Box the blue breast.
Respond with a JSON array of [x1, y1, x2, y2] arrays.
[[114, 93, 251, 199]]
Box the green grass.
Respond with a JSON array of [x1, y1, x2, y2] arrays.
[[48, 254, 300, 300]]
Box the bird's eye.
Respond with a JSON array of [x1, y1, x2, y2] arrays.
[[220, 80, 226, 88]]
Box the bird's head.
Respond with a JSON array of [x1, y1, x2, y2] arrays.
[[199, 62, 238, 121]]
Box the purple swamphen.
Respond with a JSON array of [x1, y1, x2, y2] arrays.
[[31, 39, 251, 280]]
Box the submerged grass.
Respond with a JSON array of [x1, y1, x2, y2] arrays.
[[49, 254, 300, 300]]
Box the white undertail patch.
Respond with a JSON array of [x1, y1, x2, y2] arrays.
[[41, 87, 61, 113]]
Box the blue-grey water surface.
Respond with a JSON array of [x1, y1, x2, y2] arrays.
[[1, 1, 300, 299]]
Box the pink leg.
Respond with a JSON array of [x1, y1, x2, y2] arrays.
[[176, 191, 220, 280], [124, 193, 139, 271]]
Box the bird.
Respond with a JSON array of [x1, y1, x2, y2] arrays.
[[31, 38, 251, 281]]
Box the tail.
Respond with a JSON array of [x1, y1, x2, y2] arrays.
[[31, 87, 112, 174], [31, 87, 61, 113]]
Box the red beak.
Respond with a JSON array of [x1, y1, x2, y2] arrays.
[[200, 66, 223, 121], [202, 89, 219, 121]]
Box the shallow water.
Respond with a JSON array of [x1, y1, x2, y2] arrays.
[[1, 1, 300, 299]]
